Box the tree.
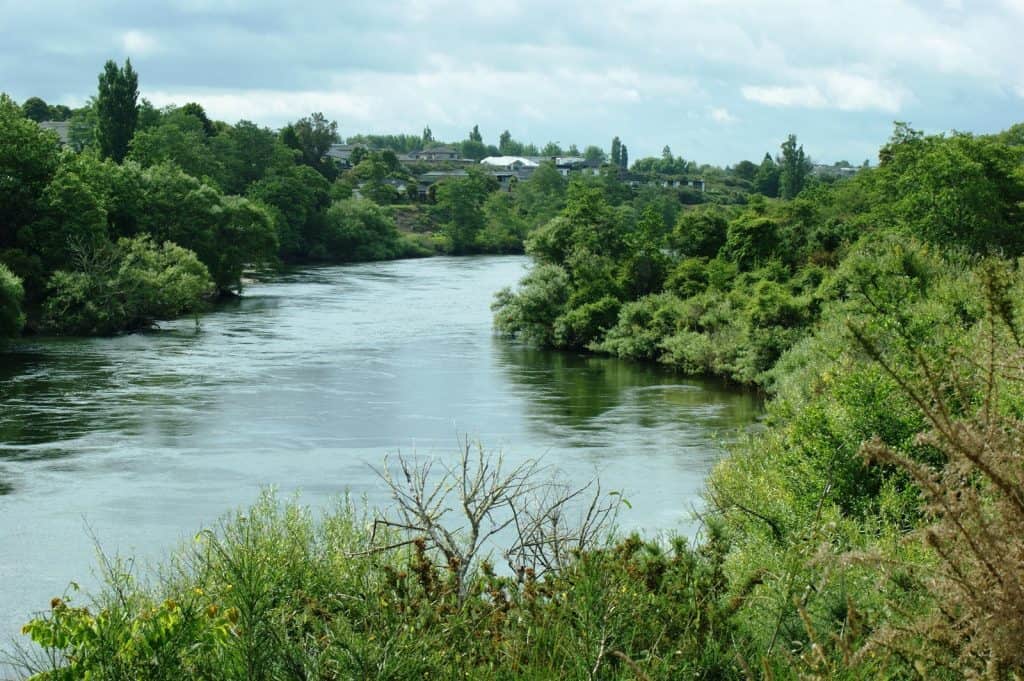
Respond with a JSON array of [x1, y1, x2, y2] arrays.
[[583, 145, 606, 165], [540, 142, 563, 157], [322, 198, 403, 261], [127, 112, 223, 183], [422, 125, 433, 143], [280, 112, 339, 179], [732, 160, 758, 181], [21, 96, 50, 122], [610, 136, 622, 167], [210, 120, 294, 195], [620, 144, 628, 170], [432, 169, 499, 253], [96, 59, 139, 162], [754, 152, 780, 197], [179, 102, 216, 137], [779, 134, 811, 199], [499, 130, 513, 154], [662, 145, 672, 161], [469, 124, 482, 143], [0, 95, 61, 248], [0, 264, 25, 339]]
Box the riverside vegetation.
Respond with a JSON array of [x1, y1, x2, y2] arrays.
[[7, 60, 1024, 679], [3, 60, 768, 341]]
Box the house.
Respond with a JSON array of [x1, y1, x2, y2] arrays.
[[480, 156, 540, 171], [417, 170, 470, 199], [326, 143, 357, 162], [406, 146, 460, 162], [37, 120, 71, 146]]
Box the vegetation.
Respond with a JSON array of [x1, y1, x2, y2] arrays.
[[12, 55, 1024, 680]]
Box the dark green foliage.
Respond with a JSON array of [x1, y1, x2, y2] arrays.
[[754, 152, 780, 197], [42, 236, 210, 335], [0, 263, 25, 339], [22, 491, 747, 681], [432, 169, 499, 254], [96, 59, 139, 162], [779, 134, 811, 199], [280, 112, 339, 179], [322, 198, 406, 261], [671, 209, 729, 258], [20, 96, 50, 122], [0, 96, 61, 247], [127, 109, 223, 183], [247, 165, 331, 260]]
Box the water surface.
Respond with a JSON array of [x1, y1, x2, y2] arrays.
[[0, 255, 759, 648]]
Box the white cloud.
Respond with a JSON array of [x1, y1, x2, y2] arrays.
[[742, 85, 827, 109], [742, 71, 910, 113], [710, 107, 737, 123], [121, 31, 159, 55]]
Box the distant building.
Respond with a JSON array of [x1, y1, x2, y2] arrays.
[[327, 143, 363, 165], [406, 146, 460, 162], [37, 120, 71, 146], [480, 156, 539, 171]]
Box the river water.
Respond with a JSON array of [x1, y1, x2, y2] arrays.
[[0, 255, 758, 651]]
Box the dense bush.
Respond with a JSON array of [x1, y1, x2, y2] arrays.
[[0, 263, 25, 339], [42, 236, 210, 335]]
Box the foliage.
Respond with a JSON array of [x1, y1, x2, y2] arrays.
[[322, 198, 407, 262], [280, 112, 339, 179], [96, 59, 139, 162], [431, 169, 499, 254], [42, 236, 210, 335], [0, 263, 25, 339]]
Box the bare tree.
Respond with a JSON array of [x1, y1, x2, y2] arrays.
[[370, 438, 622, 602]]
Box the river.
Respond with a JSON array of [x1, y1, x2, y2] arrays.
[[0, 255, 759, 653]]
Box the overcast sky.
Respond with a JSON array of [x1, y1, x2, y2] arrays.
[[3, 0, 1022, 165]]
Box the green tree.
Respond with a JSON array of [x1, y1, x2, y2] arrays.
[[779, 134, 811, 199], [247, 165, 331, 259], [732, 160, 758, 181], [96, 59, 139, 162], [21, 96, 50, 122], [422, 125, 434, 143], [322, 198, 403, 261], [137, 163, 276, 293], [583, 145, 606, 165], [432, 170, 499, 253], [0, 95, 61, 249], [0, 263, 25, 339], [499, 130, 513, 154], [127, 111, 223, 183], [620, 144, 628, 170], [610, 137, 622, 167], [280, 112, 339, 179], [754, 152, 780, 197], [179, 102, 216, 137], [210, 120, 294, 195], [469, 124, 482, 142], [43, 236, 211, 335]]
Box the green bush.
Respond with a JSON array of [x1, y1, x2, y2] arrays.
[[0, 263, 25, 339], [42, 236, 210, 335]]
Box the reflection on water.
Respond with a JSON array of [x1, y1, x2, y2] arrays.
[[0, 255, 760, 652]]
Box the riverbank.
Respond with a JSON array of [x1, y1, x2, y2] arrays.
[[0, 256, 760, 671]]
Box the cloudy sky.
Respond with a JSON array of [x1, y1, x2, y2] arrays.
[[3, 0, 1022, 165]]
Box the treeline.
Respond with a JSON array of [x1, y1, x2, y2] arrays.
[[15, 111, 1024, 676], [0, 61, 432, 338], [2, 57, 841, 342], [495, 123, 1024, 386]]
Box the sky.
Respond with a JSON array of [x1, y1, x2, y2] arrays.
[[2, 0, 1023, 166]]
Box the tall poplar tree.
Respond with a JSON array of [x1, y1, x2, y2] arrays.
[[779, 134, 811, 199], [96, 59, 139, 162], [610, 136, 622, 166], [620, 144, 628, 170]]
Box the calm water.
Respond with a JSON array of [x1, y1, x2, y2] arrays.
[[0, 255, 759, 649]]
